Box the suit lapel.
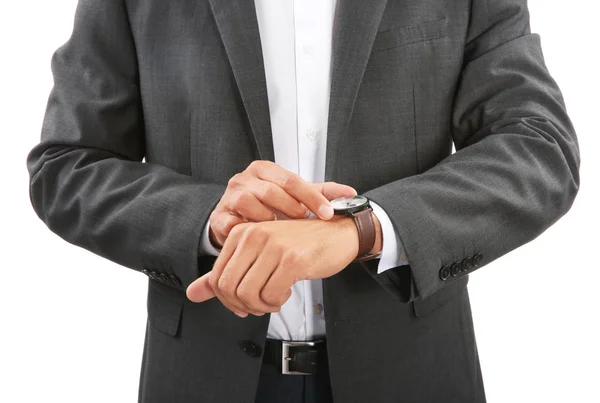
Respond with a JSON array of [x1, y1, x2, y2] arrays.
[[207, 0, 275, 162], [325, 0, 389, 181], [207, 0, 389, 173]]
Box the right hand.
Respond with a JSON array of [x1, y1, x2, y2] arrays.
[[209, 160, 357, 249]]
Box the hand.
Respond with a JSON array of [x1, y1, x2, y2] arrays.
[[209, 160, 357, 248], [187, 216, 371, 317]]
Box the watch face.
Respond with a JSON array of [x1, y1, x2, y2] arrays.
[[331, 195, 369, 213]]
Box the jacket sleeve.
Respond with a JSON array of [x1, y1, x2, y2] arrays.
[[362, 0, 580, 302], [26, 0, 226, 291]]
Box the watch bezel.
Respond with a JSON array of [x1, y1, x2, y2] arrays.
[[331, 195, 371, 216]]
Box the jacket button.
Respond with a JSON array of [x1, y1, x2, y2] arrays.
[[472, 253, 483, 267], [141, 269, 150, 276], [159, 273, 170, 284], [450, 262, 461, 277], [461, 257, 473, 272], [149, 271, 159, 280], [241, 340, 261, 357], [169, 274, 181, 287], [439, 265, 451, 281]]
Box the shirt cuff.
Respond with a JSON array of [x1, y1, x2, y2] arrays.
[[370, 201, 409, 274], [199, 217, 221, 256]]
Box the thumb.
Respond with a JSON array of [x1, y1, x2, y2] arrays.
[[312, 182, 357, 201], [186, 272, 216, 303]]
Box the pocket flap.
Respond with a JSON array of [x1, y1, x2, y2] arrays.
[[412, 276, 468, 318], [147, 281, 184, 336]]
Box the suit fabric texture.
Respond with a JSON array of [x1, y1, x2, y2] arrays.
[[27, 0, 580, 402]]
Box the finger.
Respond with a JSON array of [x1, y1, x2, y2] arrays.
[[249, 178, 310, 219], [210, 212, 244, 247], [252, 162, 333, 220], [186, 272, 216, 303], [312, 182, 357, 201], [215, 235, 269, 316], [186, 278, 255, 319], [236, 244, 285, 313], [226, 191, 276, 222], [208, 227, 250, 316], [260, 263, 299, 308]]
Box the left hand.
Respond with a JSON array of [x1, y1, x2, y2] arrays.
[[186, 216, 361, 317]]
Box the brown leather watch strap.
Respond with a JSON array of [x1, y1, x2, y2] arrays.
[[351, 208, 377, 261]]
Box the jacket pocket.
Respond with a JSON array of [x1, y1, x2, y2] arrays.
[[412, 275, 468, 318], [372, 18, 449, 53], [147, 280, 184, 336]]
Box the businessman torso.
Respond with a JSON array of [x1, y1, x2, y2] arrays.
[[28, 0, 579, 401], [135, 1, 481, 401]]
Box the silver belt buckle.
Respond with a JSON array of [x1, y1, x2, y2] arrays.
[[281, 340, 323, 375]]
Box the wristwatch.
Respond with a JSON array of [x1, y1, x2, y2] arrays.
[[330, 195, 381, 262]]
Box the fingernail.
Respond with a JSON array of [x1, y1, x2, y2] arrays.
[[235, 312, 247, 318], [304, 209, 311, 218], [318, 204, 333, 220]]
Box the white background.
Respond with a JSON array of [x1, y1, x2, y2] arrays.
[[1, 1, 598, 402]]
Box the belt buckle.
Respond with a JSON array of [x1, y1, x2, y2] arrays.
[[281, 340, 322, 375]]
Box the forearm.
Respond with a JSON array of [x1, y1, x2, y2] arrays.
[[362, 0, 579, 302], [27, 0, 226, 290], [28, 144, 226, 290]]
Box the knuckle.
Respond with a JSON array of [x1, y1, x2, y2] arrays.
[[210, 214, 222, 232], [292, 203, 308, 218], [234, 191, 252, 210], [258, 182, 273, 200], [217, 276, 230, 292], [242, 225, 269, 246], [208, 272, 218, 290], [249, 160, 268, 171], [277, 172, 294, 189], [228, 224, 246, 239], [227, 173, 243, 188], [227, 225, 240, 237], [236, 285, 253, 304], [243, 224, 267, 242], [221, 215, 239, 235], [260, 289, 280, 306]]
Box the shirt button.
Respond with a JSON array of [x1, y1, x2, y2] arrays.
[[306, 129, 319, 140], [302, 44, 315, 55], [314, 303, 324, 315]]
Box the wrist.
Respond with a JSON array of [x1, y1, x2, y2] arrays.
[[369, 212, 383, 255], [327, 215, 359, 256], [331, 213, 382, 259], [334, 212, 383, 258]]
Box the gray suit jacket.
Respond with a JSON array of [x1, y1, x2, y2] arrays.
[[27, 0, 580, 402]]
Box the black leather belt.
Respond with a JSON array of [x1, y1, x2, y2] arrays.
[[263, 338, 327, 375]]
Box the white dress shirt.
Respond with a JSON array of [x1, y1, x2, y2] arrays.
[[200, 0, 408, 341]]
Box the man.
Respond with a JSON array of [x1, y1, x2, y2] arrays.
[[27, 0, 580, 402]]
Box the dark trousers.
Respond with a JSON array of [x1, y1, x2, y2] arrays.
[[254, 354, 334, 403]]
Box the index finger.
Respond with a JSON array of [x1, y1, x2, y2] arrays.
[[251, 162, 333, 220]]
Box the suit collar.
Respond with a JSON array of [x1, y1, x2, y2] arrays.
[[207, 0, 389, 178]]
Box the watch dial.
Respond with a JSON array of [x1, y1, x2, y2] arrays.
[[331, 195, 368, 211]]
